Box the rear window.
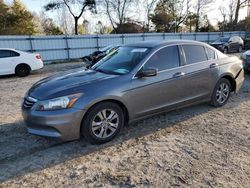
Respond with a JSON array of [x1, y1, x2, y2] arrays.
[[182, 45, 207, 64], [0, 50, 20, 58]]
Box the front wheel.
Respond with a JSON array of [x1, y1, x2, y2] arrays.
[[210, 78, 231, 107], [81, 102, 124, 144]]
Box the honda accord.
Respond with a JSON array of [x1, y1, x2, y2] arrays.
[[22, 40, 244, 144]]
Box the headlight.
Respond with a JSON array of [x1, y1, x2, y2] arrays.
[[36, 93, 83, 111]]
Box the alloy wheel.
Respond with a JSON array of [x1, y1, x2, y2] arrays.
[[91, 109, 119, 139], [216, 82, 230, 104]]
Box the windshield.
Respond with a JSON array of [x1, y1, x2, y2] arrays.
[[214, 37, 229, 43], [92, 46, 150, 75]]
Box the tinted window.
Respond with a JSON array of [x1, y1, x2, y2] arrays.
[[0, 50, 19, 58], [144, 45, 180, 71], [182, 45, 207, 64], [206, 47, 216, 60]]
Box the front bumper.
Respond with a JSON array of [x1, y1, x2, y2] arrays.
[[22, 107, 86, 141]]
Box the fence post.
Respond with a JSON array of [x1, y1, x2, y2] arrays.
[[96, 34, 100, 51], [208, 32, 210, 43], [121, 34, 125, 44], [142, 33, 145, 41], [163, 33, 166, 40], [194, 32, 197, 41], [64, 35, 70, 61], [28, 35, 34, 52]]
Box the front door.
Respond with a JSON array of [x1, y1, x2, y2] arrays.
[[127, 45, 188, 119]]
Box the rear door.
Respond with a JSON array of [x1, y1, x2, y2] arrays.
[[180, 44, 219, 102]]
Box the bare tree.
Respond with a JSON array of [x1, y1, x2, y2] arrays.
[[44, 0, 96, 35], [194, 0, 213, 32], [143, 0, 159, 31], [234, 0, 248, 25], [102, 0, 136, 33], [228, 0, 236, 23], [219, 6, 227, 35]]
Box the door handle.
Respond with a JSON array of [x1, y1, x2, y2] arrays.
[[173, 72, 185, 78], [210, 63, 219, 68]]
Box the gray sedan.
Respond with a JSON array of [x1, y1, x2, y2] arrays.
[[22, 40, 244, 144]]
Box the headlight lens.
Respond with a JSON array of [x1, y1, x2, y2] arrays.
[[36, 93, 82, 111]]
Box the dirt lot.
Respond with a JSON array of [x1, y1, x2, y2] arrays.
[[0, 61, 250, 187]]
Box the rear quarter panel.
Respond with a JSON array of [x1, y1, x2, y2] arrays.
[[17, 51, 44, 71], [218, 55, 244, 92]]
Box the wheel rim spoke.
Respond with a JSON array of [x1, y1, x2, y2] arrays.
[[216, 82, 230, 104], [91, 109, 119, 139]]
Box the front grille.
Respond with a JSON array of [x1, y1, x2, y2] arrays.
[[23, 96, 37, 110]]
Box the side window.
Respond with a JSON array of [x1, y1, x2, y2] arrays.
[[206, 47, 216, 60], [10, 51, 20, 57], [144, 45, 180, 71], [0, 50, 19, 58], [182, 45, 207, 64]]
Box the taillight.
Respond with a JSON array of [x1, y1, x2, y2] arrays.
[[36, 54, 41, 59]]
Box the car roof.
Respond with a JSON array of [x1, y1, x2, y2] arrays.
[[124, 40, 209, 48]]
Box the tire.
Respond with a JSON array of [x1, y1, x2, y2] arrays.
[[210, 78, 232, 107], [81, 102, 125, 144], [223, 47, 229, 54], [15, 65, 30, 77]]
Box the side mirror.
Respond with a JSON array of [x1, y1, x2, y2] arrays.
[[136, 68, 157, 78], [228, 40, 232, 43]]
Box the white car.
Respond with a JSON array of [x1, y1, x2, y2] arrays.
[[0, 48, 44, 77]]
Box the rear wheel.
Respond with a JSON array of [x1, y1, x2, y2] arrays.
[[15, 64, 30, 77], [210, 78, 231, 107], [81, 102, 124, 144]]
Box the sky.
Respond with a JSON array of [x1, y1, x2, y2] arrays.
[[4, 0, 249, 32]]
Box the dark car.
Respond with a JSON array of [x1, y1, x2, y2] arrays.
[[210, 36, 244, 54], [82, 45, 120, 67], [22, 40, 244, 144]]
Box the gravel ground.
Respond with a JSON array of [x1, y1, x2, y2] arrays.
[[0, 60, 250, 187]]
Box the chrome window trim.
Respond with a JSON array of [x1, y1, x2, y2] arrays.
[[132, 42, 215, 79], [132, 44, 181, 79]]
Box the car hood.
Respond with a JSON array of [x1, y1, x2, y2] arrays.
[[28, 69, 118, 100]]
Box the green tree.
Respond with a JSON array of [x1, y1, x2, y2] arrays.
[[150, 0, 189, 32], [0, 0, 10, 34], [8, 0, 36, 35], [41, 17, 63, 35], [184, 13, 198, 32]]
